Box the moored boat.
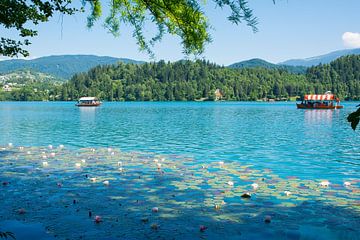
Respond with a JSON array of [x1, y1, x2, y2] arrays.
[[76, 97, 101, 107], [296, 91, 343, 109]]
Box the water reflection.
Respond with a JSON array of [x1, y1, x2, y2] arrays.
[[304, 109, 333, 126]]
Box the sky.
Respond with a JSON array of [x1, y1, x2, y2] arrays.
[[1, 0, 360, 65]]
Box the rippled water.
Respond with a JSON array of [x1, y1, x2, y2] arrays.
[[0, 102, 359, 240], [0, 101, 359, 180]]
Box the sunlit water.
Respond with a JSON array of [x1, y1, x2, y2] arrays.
[[0, 102, 359, 240]]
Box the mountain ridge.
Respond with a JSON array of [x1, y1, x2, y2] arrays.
[[0, 55, 144, 79], [279, 48, 360, 66]]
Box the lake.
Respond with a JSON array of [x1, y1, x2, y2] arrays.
[[0, 102, 359, 240]]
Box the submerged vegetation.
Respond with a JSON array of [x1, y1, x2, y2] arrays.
[[0, 145, 359, 239], [0, 55, 360, 101]]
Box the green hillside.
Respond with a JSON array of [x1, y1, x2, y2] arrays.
[[2, 55, 360, 101], [228, 58, 307, 74], [0, 55, 144, 79]]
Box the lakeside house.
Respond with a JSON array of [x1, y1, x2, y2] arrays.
[[2, 84, 12, 92], [214, 89, 223, 101]]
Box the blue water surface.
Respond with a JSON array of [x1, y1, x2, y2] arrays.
[[0, 101, 359, 181]]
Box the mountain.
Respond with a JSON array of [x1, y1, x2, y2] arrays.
[[228, 58, 307, 74], [280, 48, 360, 67], [0, 55, 144, 79]]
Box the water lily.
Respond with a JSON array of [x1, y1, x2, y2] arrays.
[[103, 180, 110, 186], [227, 181, 234, 186], [344, 181, 351, 187], [81, 159, 86, 163], [19, 146, 24, 151], [94, 215, 102, 223], [75, 163, 81, 168], [151, 223, 159, 230], [199, 225, 208, 232], [42, 161, 49, 167], [8, 143, 13, 147], [241, 192, 251, 198], [48, 145, 53, 149], [218, 161, 224, 166], [27, 151, 31, 154], [50, 152, 56, 157], [18, 208, 26, 214], [152, 207, 159, 212], [59, 144, 64, 149], [251, 183, 259, 190], [107, 148, 112, 152], [117, 161, 122, 166], [320, 180, 330, 187], [284, 191, 292, 196], [90, 177, 97, 182]]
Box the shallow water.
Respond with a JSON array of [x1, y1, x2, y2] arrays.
[[0, 102, 359, 239]]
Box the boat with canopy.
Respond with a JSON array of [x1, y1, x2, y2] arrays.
[[76, 97, 101, 107], [296, 91, 343, 109]]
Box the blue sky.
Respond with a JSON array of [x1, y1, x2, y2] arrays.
[[1, 0, 360, 65]]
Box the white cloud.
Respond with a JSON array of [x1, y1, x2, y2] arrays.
[[342, 32, 360, 48]]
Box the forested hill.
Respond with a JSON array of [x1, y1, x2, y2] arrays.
[[60, 55, 360, 101], [306, 55, 360, 99], [228, 58, 307, 74], [2, 55, 360, 101], [60, 60, 308, 101], [0, 55, 144, 79]]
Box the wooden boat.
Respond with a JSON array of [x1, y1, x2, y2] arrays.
[[296, 91, 343, 109], [76, 97, 101, 107]]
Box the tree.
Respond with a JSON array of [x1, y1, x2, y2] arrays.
[[1, 0, 262, 57]]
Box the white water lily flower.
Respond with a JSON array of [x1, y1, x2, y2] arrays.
[[219, 161, 224, 166], [42, 161, 49, 167], [90, 177, 97, 182], [284, 191, 292, 196], [8, 143, 13, 147], [227, 181, 234, 186], [344, 181, 351, 187], [103, 180, 110, 186], [48, 145, 53, 149], [50, 152, 56, 157], [320, 180, 330, 187], [251, 183, 259, 190], [75, 163, 81, 168]]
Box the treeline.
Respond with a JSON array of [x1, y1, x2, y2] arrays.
[[60, 60, 309, 101], [1, 55, 360, 101], [306, 55, 360, 100]]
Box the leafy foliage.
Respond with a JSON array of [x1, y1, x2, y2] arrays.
[[1, 0, 262, 57], [348, 106, 360, 130], [0, 0, 79, 57], [0, 231, 15, 240]]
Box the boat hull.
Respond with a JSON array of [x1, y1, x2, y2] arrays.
[[296, 104, 343, 109], [76, 103, 101, 107]]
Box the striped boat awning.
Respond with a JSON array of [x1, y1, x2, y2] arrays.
[[304, 94, 334, 101]]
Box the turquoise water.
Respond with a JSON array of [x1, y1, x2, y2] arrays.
[[1, 101, 359, 180], [0, 102, 359, 239]]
